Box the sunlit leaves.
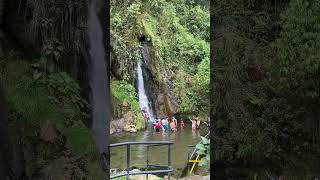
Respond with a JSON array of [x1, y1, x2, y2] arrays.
[[196, 136, 210, 167]]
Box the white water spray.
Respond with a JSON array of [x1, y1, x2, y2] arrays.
[[137, 60, 155, 121]]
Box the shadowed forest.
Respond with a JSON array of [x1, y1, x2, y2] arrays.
[[211, 0, 319, 179]]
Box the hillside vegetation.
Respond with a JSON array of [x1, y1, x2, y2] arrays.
[[211, 0, 320, 178]]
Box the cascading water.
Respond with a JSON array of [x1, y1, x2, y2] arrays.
[[136, 60, 155, 158], [137, 60, 155, 121], [87, 0, 109, 170]]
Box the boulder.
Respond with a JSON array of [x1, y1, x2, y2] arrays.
[[123, 124, 137, 133], [110, 126, 116, 134], [122, 100, 129, 107], [110, 111, 138, 134], [110, 119, 125, 134], [40, 120, 59, 143], [123, 111, 135, 125]]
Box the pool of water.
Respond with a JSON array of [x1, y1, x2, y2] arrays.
[[110, 123, 208, 175]]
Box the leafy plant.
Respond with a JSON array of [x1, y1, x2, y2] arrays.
[[42, 38, 64, 63], [196, 136, 210, 167], [45, 72, 88, 127]]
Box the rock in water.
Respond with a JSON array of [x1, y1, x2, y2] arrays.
[[40, 120, 58, 143], [123, 111, 135, 125]]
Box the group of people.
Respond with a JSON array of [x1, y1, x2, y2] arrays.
[[153, 117, 180, 132], [141, 107, 209, 132], [152, 116, 203, 132]]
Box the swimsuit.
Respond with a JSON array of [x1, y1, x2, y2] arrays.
[[162, 123, 168, 130]]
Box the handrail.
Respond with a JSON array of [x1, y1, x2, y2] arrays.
[[110, 141, 174, 180], [110, 141, 173, 147]]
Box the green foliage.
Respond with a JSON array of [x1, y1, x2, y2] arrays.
[[42, 38, 64, 63], [0, 60, 63, 126], [111, 80, 145, 128], [111, 80, 140, 112], [1, 58, 102, 178], [196, 136, 210, 167], [45, 72, 88, 127], [212, 0, 320, 177], [272, 0, 320, 99], [111, 0, 210, 115]]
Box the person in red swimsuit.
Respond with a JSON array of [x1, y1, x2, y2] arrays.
[[154, 120, 162, 132]]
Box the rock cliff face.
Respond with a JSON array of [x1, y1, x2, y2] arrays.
[[139, 42, 179, 118]]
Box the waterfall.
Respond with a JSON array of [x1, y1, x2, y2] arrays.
[[137, 60, 155, 121], [87, 0, 109, 157]]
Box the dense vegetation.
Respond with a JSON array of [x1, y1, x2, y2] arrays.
[[211, 0, 320, 178], [0, 54, 105, 179], [0, 0, 104, 179], [111, 0, 210, 115]]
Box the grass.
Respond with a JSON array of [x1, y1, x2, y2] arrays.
[[1, 60, 63, 127]]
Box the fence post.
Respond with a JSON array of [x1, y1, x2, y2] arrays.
[[127, 144, 130, 180], [146, 145, 149, 180], [168, 144, 171, 180]]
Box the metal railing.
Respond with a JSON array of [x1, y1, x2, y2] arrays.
[[110, 141, 174, 180]]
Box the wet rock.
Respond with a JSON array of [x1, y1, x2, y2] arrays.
[[123, 111, 135, 125], [157, 94, 164, 105], [123, 124, 137, 133], [40, 120, 59, 143], [110, 118, 125, 134], [155, 92, 177, 117], [126, 127, 137, 133], [164, 93, 178, 115]]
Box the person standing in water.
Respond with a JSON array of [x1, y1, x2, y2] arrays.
[[173, 116, 178, 127], [162, 118, 169, 131], [189, 117, 197, 130], [196, 118, 201, 129], [180, 118, 185, 129], [154, 120, 162, 132], [170, 119, 177, 132]]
